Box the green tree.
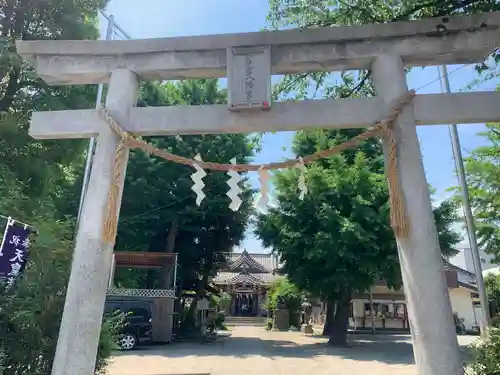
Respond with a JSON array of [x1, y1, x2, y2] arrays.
[[458, 124, 500, 261], [256, 127, 461, 345], [434, 198, 461, 258], [256, 130, 396, 345], [485, 275, 500, 321]]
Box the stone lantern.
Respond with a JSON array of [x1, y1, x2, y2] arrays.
[[300, 300, 314, 334]]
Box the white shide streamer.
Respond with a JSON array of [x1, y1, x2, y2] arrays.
[[226, 158, 243, 211], [256, 167, 270, 213], [191, 153, 207, 206]]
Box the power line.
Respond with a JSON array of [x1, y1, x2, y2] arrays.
[[414, 64, 469, 92]]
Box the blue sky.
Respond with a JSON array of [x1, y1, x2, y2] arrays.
[[101, 0, 499, 252]]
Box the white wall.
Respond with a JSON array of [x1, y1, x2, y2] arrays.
[[449, 245, 498, 274], [448, 287, 477, 331]]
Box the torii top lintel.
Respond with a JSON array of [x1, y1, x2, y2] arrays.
[[16, 12, 500, 85]]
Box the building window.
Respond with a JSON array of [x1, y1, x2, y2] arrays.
[[480, 258, 486, 264], [395, 304, 405, 319]]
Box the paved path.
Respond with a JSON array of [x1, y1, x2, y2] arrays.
[[107, 326, 477, 375]]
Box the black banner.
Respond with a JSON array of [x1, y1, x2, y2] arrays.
[[0, 218, 33, 287]]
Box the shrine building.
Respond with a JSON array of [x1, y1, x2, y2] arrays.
[[212, 250, 282, 317]]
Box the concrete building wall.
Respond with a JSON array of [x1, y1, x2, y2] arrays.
[[448, 288, 477, 331]]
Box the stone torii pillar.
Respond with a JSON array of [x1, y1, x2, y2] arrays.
[[373, 54, 462, 374], [51, 69, 138, 375], [16, 12, 500, 375]]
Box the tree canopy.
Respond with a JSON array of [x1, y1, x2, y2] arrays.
[[457, 123, 500, 261], [256, 126, 461, 345]]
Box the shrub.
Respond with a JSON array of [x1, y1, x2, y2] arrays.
[[213, 292, 232, 313], [265, 318, 273, 331], [491, 315, 500, 328], [485, 275, 500, 317], [466, 328, 500, 375], [265, 278, 302, 315], [214, 311, 226, 330], [96, 312, 126, 374]]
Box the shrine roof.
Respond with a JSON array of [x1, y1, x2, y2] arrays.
[[213, 271, 282, 285], [113, 251, 177, 269], [225, 251, 279, 273]]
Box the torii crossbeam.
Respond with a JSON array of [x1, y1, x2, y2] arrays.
[[16, 12, 500, 375]]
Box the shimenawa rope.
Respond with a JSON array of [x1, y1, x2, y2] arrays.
[[100, 90, 415, 246]]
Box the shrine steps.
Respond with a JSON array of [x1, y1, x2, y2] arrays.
[[224, 316, 267, 327]]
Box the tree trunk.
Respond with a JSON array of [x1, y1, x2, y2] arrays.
[[322, 299, 336, 336], [160, 220, 178, 288], [165, 220, 178, 252], [187, 271, 210, 319], [147, 221, 178, 289], [328, 291, 351, 347]]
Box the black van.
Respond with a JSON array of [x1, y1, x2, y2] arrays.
[[104, 298, 153, 350]]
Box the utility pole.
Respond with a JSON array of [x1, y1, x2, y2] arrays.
[[438, 65, 491, 336], [76, 14, 115, 227]]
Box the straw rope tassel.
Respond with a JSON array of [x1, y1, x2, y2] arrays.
[[382, 123, 410, 238], [102, 138, 127, 246]]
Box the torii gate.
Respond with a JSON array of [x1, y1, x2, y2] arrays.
[[16, 12, 500, 375]]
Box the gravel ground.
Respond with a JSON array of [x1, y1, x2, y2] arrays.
[[107, 326, 479, 375]]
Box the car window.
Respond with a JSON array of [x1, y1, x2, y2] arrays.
[[104, 301, 151, 318], [127, 308, 149, 318]]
